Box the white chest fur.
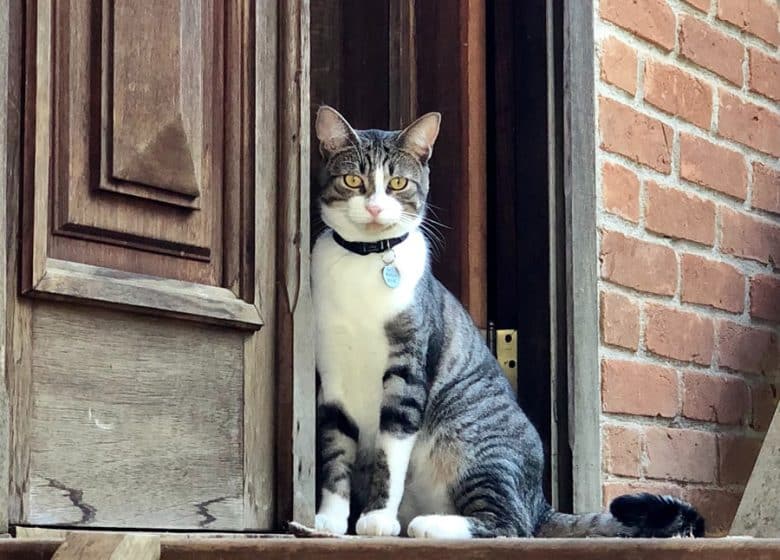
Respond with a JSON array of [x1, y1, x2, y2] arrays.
[[312, 230, 427, 448]]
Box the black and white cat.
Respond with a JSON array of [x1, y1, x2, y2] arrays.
[[311, 106, 704, 538]]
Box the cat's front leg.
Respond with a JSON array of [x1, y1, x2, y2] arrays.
[[316, 402, 359, 535], [356, 364, 426, 537]]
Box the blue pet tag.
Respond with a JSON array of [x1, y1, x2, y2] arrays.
[[382, 264, 401, 288]]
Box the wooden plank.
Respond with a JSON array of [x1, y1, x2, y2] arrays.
[[731, 403, 780, 537], [4, 537, 780, 560], [243, 0, 278, 531], [2, 0, 32, 528], [0, 0, 23, 534], [562, 0, 601, 513], [388, 0, 416, 128], [14, 527, 292, 540], [276, 0, 316, 529], [30, 258, 263, 329], [25, 303, 245, 529], [52, 533, 159, 560]]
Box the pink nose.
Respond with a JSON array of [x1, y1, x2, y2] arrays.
[[366, 204, 383, 218]]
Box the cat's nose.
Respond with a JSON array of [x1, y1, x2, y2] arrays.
[[366, 204, 383, 217]]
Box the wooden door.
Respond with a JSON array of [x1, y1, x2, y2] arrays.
[[0, 0, 314, 531]]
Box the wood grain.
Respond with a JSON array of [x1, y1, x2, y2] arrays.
[[2, 0, 31, 529], [0, 0, 23, 533], [243, 0, 277, 530], [276, 0, 316, 529], [32, 259, 263, 330], [562, 0, 601, 513], [25, 303, 246, 529], [52, 533, 159, 560]]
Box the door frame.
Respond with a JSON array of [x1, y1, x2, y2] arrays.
[[560, 0, 601, 513]]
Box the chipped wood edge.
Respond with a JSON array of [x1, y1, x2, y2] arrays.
[[562, 0, 601, 513], [51, 533, 160, 560], [275, 0, 316, 530], [29, 258, 263, 330]]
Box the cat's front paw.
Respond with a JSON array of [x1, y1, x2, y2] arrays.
[[356, 508, 401, 536], [407, 515, 473, 539], [315, 512, 348, 535]]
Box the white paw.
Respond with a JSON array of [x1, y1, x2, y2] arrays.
[[407, 515, 472, 539], [356, 509, 401, 536], [315, 512, 348, 535]]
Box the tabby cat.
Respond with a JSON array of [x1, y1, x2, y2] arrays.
[[311, 106, 704, 538]]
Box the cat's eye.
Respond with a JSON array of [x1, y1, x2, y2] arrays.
[[388, 177, 408, 191], [343, 174, 363, 188]]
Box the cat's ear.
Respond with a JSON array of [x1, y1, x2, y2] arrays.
[[398, 112, 441, 163], [315, 106, 359, 157]]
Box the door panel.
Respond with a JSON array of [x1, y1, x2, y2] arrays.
[[23, 0, 257, 326], [28, 303, 243, 529]]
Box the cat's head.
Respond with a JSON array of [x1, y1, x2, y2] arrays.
[[314, 106, 441, 242]]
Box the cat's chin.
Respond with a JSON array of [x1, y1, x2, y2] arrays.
[[325, 220, 411, 242]]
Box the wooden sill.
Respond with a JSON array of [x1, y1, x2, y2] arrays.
[[2, 537, 779, 560]]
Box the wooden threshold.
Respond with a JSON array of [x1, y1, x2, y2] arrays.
[[1, 537, 779, 560]]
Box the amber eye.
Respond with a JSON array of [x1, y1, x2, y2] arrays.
[[343, 174, 363, 188], [388, 177, 408, 191]]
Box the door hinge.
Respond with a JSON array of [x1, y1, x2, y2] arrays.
[[484, 323, 518, 394]]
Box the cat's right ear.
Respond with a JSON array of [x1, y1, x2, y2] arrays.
[[315, 106, 359, 158]]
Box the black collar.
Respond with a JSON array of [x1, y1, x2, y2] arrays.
[[332, 231, 409, 255]]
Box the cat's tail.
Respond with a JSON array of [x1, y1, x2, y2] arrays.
[[534, 493, 705, 538]]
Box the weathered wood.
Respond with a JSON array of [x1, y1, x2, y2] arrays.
[[731, 403, 780, 537], [388, 0, 416, 129], [4, 537, 780, 560], [2, 0, 32, 528], [25, 303, 245, 529], [276, 0, 316, 529], [52, 533, 159, 560], [0, 0, 24, 534], [32, 259, 263, 330], [243, 0, 278, 530], [562, 0, 601, 513], [14, 527, 292, 540]]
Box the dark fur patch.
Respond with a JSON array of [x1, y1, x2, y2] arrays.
[[610, 493, 705, 537]]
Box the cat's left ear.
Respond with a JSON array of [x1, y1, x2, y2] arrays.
[[398, 112, 441, 164]]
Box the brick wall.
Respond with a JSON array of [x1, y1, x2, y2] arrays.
[[594, 0, 779, 535]]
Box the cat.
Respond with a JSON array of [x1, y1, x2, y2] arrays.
[[311, 105, 705, 539]]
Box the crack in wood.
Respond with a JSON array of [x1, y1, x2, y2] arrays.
[[195, 497, 227, 527], [45, 478, 97, 524]]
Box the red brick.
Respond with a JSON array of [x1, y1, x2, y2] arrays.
[[750, 274, 780, 322], [645, 427, 717, 483], [600, 37, 637, 95], [645, 304, 714, 365], [719, 434, 763, 485], [603, 424, 642, 477], [645, 181, 716, 245], [717, 0, 780, 46], [600, 292, 640, 350], [683, 0, 710, 11], [599, 98, 672, 173], [600, 231, 677, 295], [602, 359, 679, 418], [681, 254, 745, 313], [600, 0, 676, 50], [752, 162, 780, 215], [749, 49, 780, 102], [718, 321, 779, 376], [680, 134, 747, 200], [720, 207, 780, 265], [644, 61, 712, 129], [685, 488, 741, 536], [602, 162, 640, 222], [682, 371, 750, 424], [603, 481, 683, 509], [679, 15, 745, 85], [718, 91, 780, 157], [750, 382, 778, 431]]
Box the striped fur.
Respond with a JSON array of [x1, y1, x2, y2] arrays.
[[312, 107, 704, 539]]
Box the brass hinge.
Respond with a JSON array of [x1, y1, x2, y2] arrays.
[[483, 324, 518, 394]]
